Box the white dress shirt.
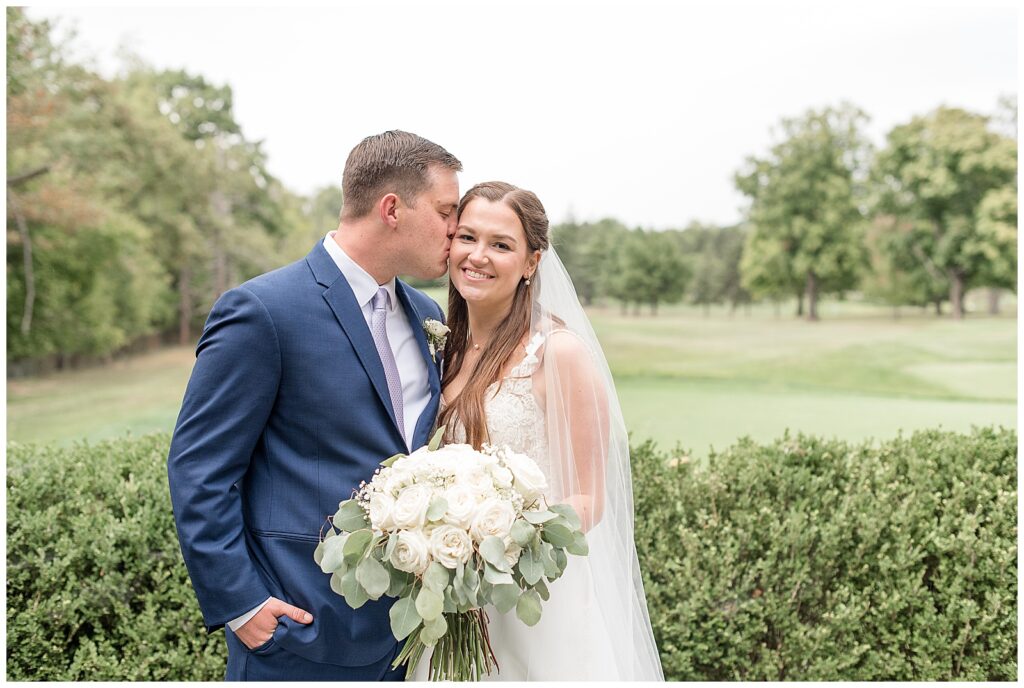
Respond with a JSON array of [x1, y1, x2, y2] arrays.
[[228, 232, 432, 632]]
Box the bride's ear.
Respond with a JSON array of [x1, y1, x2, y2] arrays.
[[526, 249, 541, 279]]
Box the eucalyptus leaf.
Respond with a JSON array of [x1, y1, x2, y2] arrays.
[[567, 530, 589, 556], [318, 532, 348, 573], [427, 425, 446, 451], [454, 562, 465, 587], [380, 452, 405, 468], [516, 548, 544, 586], [334, 500, 371, 533], [356, 556, 390, 600], [426, 497, 448, 522], [341, 568, 369, 609], [553, 548, 568, 573], [389, 597, 422, 640], [479, 536, 511, 572], [539, 542, 560, 580], [483, 563, 515, 586], [451, 576, 468, 606], [522, 510, 558, 525], [415, 587, 444, 621], [511, 519, 536, 547], [330, 571, 345, 596], [463, 566, 480, 606], [420, 613, 448, 646], [343, 529, 374, 565], [443, 587, 457, 614], [478, 576, 493, 601], [491, 583, 520, 614], [423, 562, 450, 593], [384, 533, 398, 562], [386, 567, 412, 598], [541, 523, 574, 548], [534, 577, 550, 601], [548, 503, 582, 531], [515, 589, 543, 626]]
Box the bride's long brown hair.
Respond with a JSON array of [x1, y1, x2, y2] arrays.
[[439, 181, 550, 448]]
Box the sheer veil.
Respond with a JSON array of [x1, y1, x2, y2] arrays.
[[528, 245, 664, 681]]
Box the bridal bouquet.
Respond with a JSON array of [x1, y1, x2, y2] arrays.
[[314, 429, 588, 681]]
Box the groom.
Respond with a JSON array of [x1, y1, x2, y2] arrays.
[[167, 131, 461, 680]]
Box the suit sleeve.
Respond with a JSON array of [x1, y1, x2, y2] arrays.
[[167, 286, 278, 632]]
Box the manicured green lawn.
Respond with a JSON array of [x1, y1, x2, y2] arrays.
[[7, 294, 1016, 456]]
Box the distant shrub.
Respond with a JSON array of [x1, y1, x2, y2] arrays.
[[6, 428, 1017, 680], [633, 427, 1018, 680], [6, 434, 226, 680]]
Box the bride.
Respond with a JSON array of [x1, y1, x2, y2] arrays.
[[413, 182, 664, 681]]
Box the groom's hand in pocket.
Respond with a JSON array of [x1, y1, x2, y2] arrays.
[[236, 597, 314, 650]]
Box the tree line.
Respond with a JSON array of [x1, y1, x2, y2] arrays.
[[6, 9, 1017, 372], [7, 9, 333, 371], [552, 101, 1016, 321]]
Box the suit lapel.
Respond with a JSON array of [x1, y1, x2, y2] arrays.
[[307, 243, 403, 442]]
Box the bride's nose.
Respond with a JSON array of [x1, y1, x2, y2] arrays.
[[467, 244, 489, 265]]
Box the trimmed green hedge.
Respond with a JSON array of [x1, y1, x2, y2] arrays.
[[7, 427, 1017, 680], [6, 435, 227, 680], [634, 427, 1018, 681]]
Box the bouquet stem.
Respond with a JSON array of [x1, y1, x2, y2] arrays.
[[393, 609, 499, 681]]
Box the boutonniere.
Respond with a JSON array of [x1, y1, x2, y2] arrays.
[[423, 318, 450, 363]]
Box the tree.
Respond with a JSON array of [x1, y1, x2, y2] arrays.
[[973, 185, 1017, 313], [551, 217, 627, 305], [862, 215, 948, 317], [872, 106, 1017, 319], [607, 229, 689, 315], [736, 103, 870, 321]]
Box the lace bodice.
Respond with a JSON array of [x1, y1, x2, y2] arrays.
[[441, 333, 551, 489]]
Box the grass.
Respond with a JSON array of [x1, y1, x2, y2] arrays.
[[7, 292, 1017, 456]]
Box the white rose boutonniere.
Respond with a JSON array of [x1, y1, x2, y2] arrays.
[[423, 318, 450, 362]]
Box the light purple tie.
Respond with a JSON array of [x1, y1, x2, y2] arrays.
[[371, 288, 405, 441]]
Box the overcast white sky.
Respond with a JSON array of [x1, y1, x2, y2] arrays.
[[26, 1, 1018, 229]]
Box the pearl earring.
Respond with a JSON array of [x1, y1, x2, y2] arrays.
[[525, 276, 531, 285]]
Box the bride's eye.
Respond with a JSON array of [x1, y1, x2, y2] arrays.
[[495, 242, 510, 251], [459, 234, 475, 242]]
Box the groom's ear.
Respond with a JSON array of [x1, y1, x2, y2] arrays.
[[379, 193, 400, 229]]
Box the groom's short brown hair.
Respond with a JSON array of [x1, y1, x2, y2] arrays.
[[341, 130, 462, 219]]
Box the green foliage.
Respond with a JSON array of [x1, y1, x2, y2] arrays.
[[633, 427, 1017, 680], [7, 11, 325, 366], [551, 217, 627, 305], [872, 106, 1017, 317], [735, 103, 870, 318], [8, 428, 1015, 680], [606, 229, 690, 314], [6, 434, 227, 680]]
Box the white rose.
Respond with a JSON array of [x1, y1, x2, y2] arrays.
[[466, 470, 498, 497], [489, 463, 514, 489], [428, 525, 473, 569], [469, 498, 517, 542], [503, 452, 548, 503], [368, 491, 396, 530], [443, 484, 480, 529], [392, 483, 434, 529], [389, 530, 431, 575]]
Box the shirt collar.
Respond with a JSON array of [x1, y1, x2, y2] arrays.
[[323, 232, 398, 312]]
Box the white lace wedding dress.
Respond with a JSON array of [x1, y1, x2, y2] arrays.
[[411, 333, 621, 681]]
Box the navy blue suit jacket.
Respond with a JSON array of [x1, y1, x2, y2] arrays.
[[167, 241, 445, 667]]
